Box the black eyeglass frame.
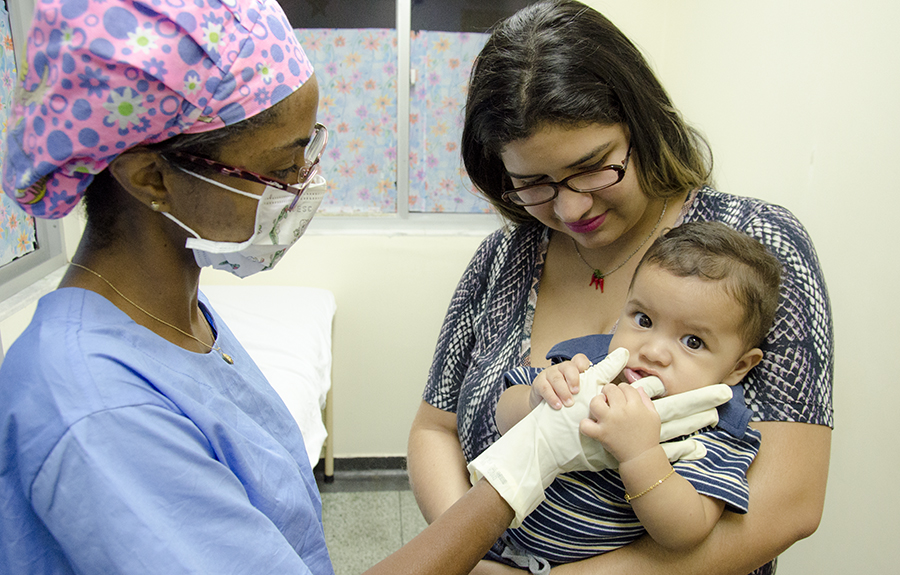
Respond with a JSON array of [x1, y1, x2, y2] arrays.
[[165, 123, 328, 210], [501, 144, 633, 207]]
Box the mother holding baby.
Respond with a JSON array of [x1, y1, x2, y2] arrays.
[[407, 1, 833, 574]]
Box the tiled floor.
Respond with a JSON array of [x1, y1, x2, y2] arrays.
[[316, 468, 429, 575]]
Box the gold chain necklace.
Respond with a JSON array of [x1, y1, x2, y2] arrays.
[[69, 262, 234, 364], [571, 199, 668, 293]]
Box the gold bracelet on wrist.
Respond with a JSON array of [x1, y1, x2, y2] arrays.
[[624, 467, 676, 503]]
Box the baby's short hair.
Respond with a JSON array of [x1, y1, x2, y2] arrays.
[[634, 221, 782, 348]]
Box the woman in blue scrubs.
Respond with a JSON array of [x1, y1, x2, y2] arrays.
[[0, 2, 521, 573]]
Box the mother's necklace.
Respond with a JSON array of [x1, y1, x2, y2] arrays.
[[69, 262, 234, 364], [571, 199, 668, 293]]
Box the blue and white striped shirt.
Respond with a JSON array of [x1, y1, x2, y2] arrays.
[[501, 334, 761, 564]]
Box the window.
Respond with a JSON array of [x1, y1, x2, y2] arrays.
[[407, 29, 489, 214], [286, 0, 534, 225], [295, 26, 401, 214]]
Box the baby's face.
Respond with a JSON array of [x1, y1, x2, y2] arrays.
[[609, 264, 761, 396]]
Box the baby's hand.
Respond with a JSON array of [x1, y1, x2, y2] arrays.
[[530, 354, 593, 410], [587, 382, 662, 464]]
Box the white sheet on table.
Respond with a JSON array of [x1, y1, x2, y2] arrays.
[[200, 285, 335, 466]]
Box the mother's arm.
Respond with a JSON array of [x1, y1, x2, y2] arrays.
[[407, 401, 544, 575], [408, 231, 507, 523], [408, 400, 473, 523], [553, 420, 831, 574]]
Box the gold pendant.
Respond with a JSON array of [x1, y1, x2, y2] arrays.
[[222, 352, 234, 365]]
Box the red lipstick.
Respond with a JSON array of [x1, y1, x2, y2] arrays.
[[565, 212, 606, 234]]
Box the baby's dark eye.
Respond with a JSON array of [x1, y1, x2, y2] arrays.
[[681, 335, 705, 350], [634, 312, 652, 328]]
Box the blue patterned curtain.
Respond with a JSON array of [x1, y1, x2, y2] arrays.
[[409, 30, 490, 213], [0, 3, 37, 267], [295, 29, 399, 214], [295, 28, 492, 215]]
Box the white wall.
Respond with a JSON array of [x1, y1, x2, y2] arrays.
[[586, 0, 898, 572], [1, 0, 896, 571]]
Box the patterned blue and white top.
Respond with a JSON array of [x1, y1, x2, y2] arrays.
[[424, 187, 834, 574]]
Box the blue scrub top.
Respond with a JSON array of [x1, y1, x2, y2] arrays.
[[0, 288, 335, 574]]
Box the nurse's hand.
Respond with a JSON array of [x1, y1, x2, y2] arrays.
[[468, 348, 731, 527], [579, 370, 733, 466], [468, 348, 629, 527]]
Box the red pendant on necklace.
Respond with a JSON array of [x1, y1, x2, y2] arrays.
[[590, 270, 605, 292]]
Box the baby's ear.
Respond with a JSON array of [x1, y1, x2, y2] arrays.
[[721, 348, 763, 386]]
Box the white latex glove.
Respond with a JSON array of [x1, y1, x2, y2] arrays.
[[468, 348, 732, 527], [577, 351, 733, 467]]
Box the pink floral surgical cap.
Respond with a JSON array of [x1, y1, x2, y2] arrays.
[[2, 0, 314, 219]]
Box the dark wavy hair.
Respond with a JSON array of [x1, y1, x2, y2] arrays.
[[634, 221, 783, 348], [462, 0, 712, 224]]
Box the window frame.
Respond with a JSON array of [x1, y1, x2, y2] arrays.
[[305, 0, 503, 236], [0, 0, 68, 302], [0, 218, 66, 302]]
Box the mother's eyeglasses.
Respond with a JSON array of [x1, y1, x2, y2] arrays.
[[165, 123, 328, 210], [502, 145, 632, 207]]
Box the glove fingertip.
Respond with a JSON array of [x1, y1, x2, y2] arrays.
[[688, 442, 708, 461], [583, 347, 629, 384], [606, 347, 629, 367], [661, 439, 708, 462], [711, 383, 734, 403], [633, 376, 665, 398]]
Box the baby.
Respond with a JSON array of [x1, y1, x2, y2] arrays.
[[492, 221, 782, 568]]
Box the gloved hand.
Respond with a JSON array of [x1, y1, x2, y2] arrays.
[[468, 348, 732, 527], [577, 352, 733, 468]]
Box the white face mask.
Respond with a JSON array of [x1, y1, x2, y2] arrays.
[[163, 169, 326, 278]]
